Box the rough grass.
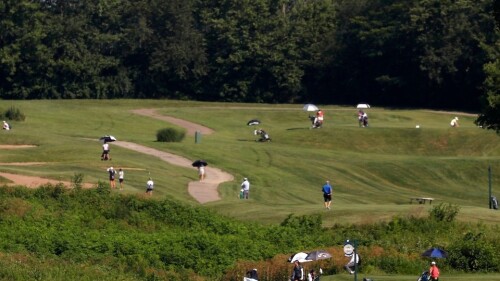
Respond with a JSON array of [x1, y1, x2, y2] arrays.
[[0, 100, 498, 228]]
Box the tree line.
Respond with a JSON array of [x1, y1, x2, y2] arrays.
[[0, 0, 498, 112]]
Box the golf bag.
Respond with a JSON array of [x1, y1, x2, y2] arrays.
[[254, 129, 271, 142], [491, 196, 498, 210], [309, 115, 323, 128], [417, 271, 430, 281]]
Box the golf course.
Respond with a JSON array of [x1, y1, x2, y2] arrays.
[[0, 100, 499, 280]]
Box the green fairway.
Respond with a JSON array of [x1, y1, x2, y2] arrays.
[[0, 100, 499, 227]]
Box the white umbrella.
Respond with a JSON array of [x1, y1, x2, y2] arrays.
[[356, 104, 370, 109], [288, 252, 312, 263], [303, 104, 319, 112]]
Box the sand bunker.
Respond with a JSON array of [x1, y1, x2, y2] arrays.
[[0, 172, 94, 189], [0, 145, 37, 149]]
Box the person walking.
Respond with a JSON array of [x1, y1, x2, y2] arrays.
[[118, 168, 124, 190], [322, 180, 332, 209], [146, 178, 154, 196], [107, 167, 116, 189], [313, 109, 324, 128], [307, 269, 318, 281], [290, 260, 304, 281], [245, 268, 258, 281], [198, 165, 206, 181], [2, 121, 10, 130], [344, 253, 360, 274], [241, 178, 250, 199], [429, 261, 440, 281], [101, 141, 111, 160]]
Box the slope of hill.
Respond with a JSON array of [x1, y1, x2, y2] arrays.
[[0, 100, 498, 228]]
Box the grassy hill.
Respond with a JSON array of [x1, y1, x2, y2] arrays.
[[0, 100, 499, 280], [0, 100, 498, 228]]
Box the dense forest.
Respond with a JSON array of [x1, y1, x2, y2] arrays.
[[0, 0, 499, 112]]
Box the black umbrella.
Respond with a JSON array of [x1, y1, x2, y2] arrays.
[[247, 119, 261, 126], [421, 247, 448, 259], [99, 135, 117, 143], [192, 160, 208, 167], [306, 250, 332, 261]]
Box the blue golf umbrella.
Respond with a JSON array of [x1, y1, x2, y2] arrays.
[[421, 247, 448, 258]]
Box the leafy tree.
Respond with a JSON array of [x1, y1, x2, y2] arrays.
[[119, 0, 207, 99], [199, 0, 304, 103], [476, 0, 500, 133]]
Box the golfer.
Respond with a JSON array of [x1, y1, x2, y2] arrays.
[[198, 165, 205, 181], [101, 141, 111, 160], [146, 178, 154, 195], [241, 178, 250, 199], [429, 261, 440, 281], [322, 180, 332, 209], [107, 167, 116, 189], [118, 168, 124, 190]]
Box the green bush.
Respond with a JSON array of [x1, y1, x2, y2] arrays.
[[3, 106, 26, 121], [156, 128, 185, 142], [448, 232, 500, 272], [71, 173, 84, 189], [429, 203, 460, 222]]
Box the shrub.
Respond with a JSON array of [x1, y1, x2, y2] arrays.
[[156, 128, 185, 142], [3, 106, 26, 121], [448, 232, 500, 272], [429, 203, 460, 222], [71, 173, 84, 189]]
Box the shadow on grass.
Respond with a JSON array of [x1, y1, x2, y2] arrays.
[[286, 127, 310, 131]]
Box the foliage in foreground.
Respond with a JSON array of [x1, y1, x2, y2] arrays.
[[0, 186, 499, 281]]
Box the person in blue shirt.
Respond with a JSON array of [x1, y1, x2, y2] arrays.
[[322, 180, 332, 209]]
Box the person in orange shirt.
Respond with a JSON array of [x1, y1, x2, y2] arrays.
[[313, 109, 324, 128], [429, 261, 440, 281]]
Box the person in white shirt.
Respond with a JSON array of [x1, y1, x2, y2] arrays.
[[2, 121, 10, 130], [146, 178, 154, 195], [345, 253, 360, 274], [101, 142, 111, 160], [198, 165, 206, 181], [241, 178, 250, 199], [307, 269, 318, 281], [118, 168, 124, 190], [450, 117, 459, 127]]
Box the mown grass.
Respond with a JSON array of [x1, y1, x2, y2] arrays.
[[0, 100, 499, 280], [0, 100, 498, 228]]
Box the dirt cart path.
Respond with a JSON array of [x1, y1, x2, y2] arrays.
[[113, 141, 233, 203], [119, 109, 233, 203], [0, 109, 232, 203], [131, 108, 214, 136]]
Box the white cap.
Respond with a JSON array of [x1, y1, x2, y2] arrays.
[[244, 178, 248, 181], [431, 261, 436, 265]]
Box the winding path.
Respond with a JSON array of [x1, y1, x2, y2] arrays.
[[114, 108, 233, 204], [0, 109, 233, 203]]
